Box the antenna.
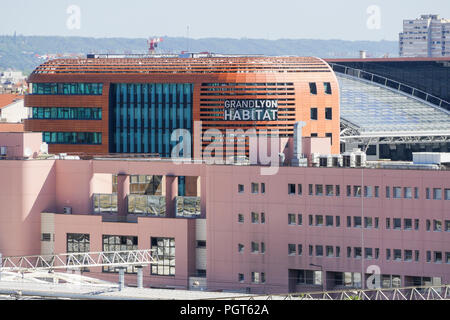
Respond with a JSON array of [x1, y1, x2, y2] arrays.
[[187, 25, 190, 52]]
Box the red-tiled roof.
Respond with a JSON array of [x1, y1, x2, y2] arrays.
[[0, 94, 23, 109]]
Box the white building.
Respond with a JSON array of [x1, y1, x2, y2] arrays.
[[399, 14, 450, 57], [0, 95, 26, 123]]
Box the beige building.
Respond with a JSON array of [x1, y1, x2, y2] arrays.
[[399, 14, 450, 57]]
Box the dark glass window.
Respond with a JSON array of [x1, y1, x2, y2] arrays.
[[151, 237, 175, 276], [102, 235, 138, 273], [310, 108, 318, 120], [32, 83, 103, 95], [66, 233, 90, 272], [42, 132, 102, 145], [324, 82, 332, 94], [325, 107, 332, 120], [309, 83, 317, 95]]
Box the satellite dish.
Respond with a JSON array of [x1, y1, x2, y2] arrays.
[[24, 147, 32, 158]]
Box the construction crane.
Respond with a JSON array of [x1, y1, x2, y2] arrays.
[[148, 37, 163, 54]]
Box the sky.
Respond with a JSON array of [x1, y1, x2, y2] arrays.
[[1, 0, 449, 41]]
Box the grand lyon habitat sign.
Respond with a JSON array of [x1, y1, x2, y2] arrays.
[[224, 99, 278, 121]]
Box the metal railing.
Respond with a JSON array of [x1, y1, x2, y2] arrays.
[[329, 63, 450, 112], [0, 249, 158, 272], [210, 284, 450, 300]]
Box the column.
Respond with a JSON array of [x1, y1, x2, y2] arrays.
[[136, 266, 143, 289], [165, 175, 178, 218], [117, 173, 130, 217]]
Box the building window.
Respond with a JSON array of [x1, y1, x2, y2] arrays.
[[374, 217, 379, 229], [415, 219, 420, 230], [316, 245, 324, 257], [365, 248, 373, 260], [364, 217, 373, 228], [404, 250, 413, 262], [324, 82, 332, 95], [347, 247, 351, 258], [426, 188, 430, 199], [354, 216, 362, 228], [414, 187, 419, 199], [288, 214, 296, 225], [251, 242, 259, 253], [309, 82, 317, 95], [238, 214, 244, 223], [151, 237, 175, 276], [261, 183, 265, 194], [297, 214, 302, 226], [404, 187, 412, 199], [326, 246, 334, 257], [404, 219, 412, 230], [325, 107, 332, 120], [316, 215, 324, 226], [43, 132, 102, 145], [375, 186, 379, 198], [238, 243, 244, 253], [426, 219, 431, 231], [238, 273, 244, 282], [386, 249, 391, 261], [393, 218, 401, 230], [309, 184, 313, 195], [310, 108, 318, 120], [261, 212, 266, 224], [288, 244, 296, 255], [386, 186, 390, 198], [196, 240, 206, 248], [93, 193, 118, 214], [297, 184, 302, 195], [326, 185, 333, 196], [364, 186, 372, 198], [309, 245, 314, 256], [261, 242, 266, 254], [393, 187, 402, 199], [309, 215, 313, 226], [434, 220, 442, 231], [336, 185, 340, 196], [415, 250, 420, 262], [238, 184, 244, 193], [251, 183, 259, 194], [336, 216, 341, 227], [426, 251, 431, 262], [347, 216, 351, 228], [251, 212, 259, 224], [386, 218, 391, 229], [314, 184, 323, 196], [434, 251, 442, 263], [326, 215, 333, 227], [445, 189, 450, 200], [353, 186, 361, 197], [336, 246, 341, 257], [375, 248, 379, 259], [32, 107, 103, 120], [41, 233, 52, 242], [288, 183, 296, 195], [433, 188, 442, 200], [261, 272, 266, 284], [354, 247, 362, 259], [66, 233, 90, 272], [103, 235, 139, 274], [32, 83, 103, 95], [394, 249, 402, 261]]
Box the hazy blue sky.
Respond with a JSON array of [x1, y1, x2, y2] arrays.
[[1, 0, 449, 41]]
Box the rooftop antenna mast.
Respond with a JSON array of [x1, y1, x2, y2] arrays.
[[148, 37, 163, 54]]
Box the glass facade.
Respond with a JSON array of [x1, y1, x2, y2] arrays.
[[93, 194, 118, 213], [43, 132, 102, 145], [151, 237, 175, 276], [102, 235, 138, 273], [32, 83, 103, 95], [175, 196, 201, 218], [66, 233, 90, 272], [32, 107, 102, 120], [109, 83, 193, 156], [128, 194, 166, 216]]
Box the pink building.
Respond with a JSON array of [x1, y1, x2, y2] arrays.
[[0, 133, 449, 294]]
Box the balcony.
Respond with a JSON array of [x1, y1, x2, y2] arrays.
[[175, 196, 201, 218], [128, 194, 166, 216]]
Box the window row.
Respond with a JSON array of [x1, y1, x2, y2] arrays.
[[238, 183, 266, 194], [309, 82, 332, 95], [310, 107, 333, 120], [238, 212, 266, 224], [31, 107, 102, 120], [287, 183, 450, 200], [32, 83, 103, 95], [238, 241, 266, 254], [238, 272, 266, 284], [43, 132, 102, 145]]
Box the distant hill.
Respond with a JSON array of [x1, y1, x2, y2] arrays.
[[0, 35, 398, 73]]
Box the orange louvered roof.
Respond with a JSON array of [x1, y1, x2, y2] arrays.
[[31, 56, 331, 75]]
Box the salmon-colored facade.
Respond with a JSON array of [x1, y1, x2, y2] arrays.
[[24, 57, 339, 155]]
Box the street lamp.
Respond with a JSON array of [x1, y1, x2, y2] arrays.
[[309, 263, 325, 292]]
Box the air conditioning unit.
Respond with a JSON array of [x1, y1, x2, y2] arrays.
[[63, 206, 72, 214]]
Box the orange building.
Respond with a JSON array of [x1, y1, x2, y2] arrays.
[[24, 56, 339, 156]]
